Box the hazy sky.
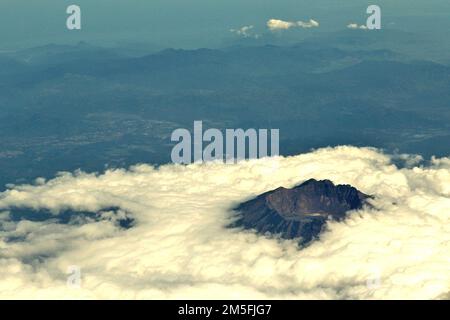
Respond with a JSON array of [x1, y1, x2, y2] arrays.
[[0, 0, 449, 49]]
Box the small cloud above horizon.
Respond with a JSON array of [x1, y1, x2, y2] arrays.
[[230, 25, 260, 39], [267, 19, 319, 31], [347, 23, 368, 30]]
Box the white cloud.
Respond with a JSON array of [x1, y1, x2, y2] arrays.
[[267, 19, 319, 31], [0, 146, 449, 299], [230, 25, 260, 39], [347, 23, 368, 30], [267, 19, 296, 31], [298, 19, 320, 29]]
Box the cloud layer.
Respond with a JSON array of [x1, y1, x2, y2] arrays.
[[0, 146, 449, 299]]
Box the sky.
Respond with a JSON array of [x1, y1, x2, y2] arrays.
[[1, 0, 450, 49]]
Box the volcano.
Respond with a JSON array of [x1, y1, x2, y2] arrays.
[[231, 179, 372, 244]]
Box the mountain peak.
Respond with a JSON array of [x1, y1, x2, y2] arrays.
[[231, 179, 372, 244]]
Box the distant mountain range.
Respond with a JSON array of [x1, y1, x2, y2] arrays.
[[0, 32, 449, 189], [231, 179, 372, 244]]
